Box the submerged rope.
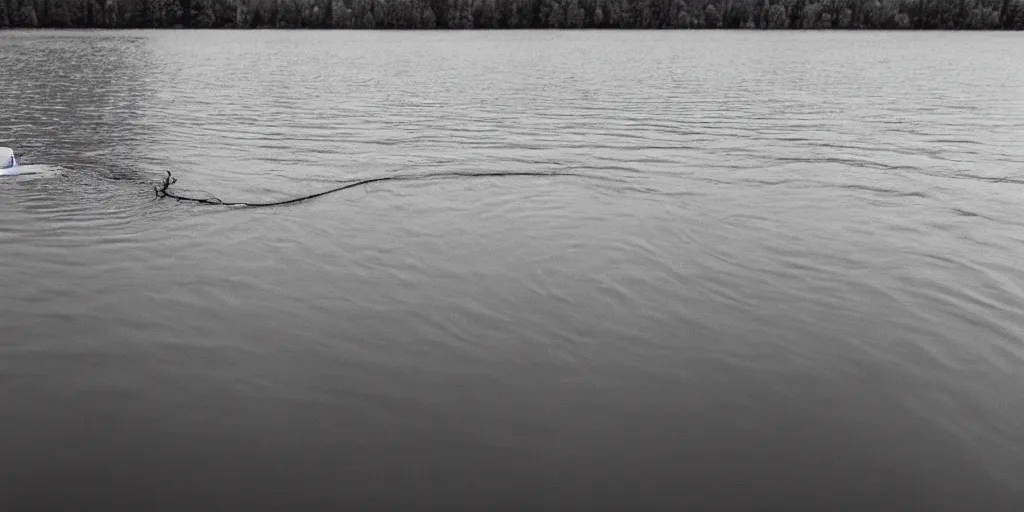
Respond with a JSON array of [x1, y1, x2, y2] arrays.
[[154, 170, 597, 207]]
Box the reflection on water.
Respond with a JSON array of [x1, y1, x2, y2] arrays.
[[1, 30, 1023, 511]]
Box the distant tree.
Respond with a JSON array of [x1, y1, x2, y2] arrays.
[[318, 0, 330, 25], [334, 5, 350, 26], [454, 0, 473, 26], [472, 0, 496, 26], [420, 4, 435, 25], [375, 0, 393, 26], [19, 3, 40, 25], [566, 0, 583, 25], [703, 2, 720, 25], [721, 0, 748, 26], [493, 0, 516, 25], [403, 0, 422, 27], [49, 0, 74, 25], [752, 0, 766, 25], [875, 0, 896, 26], [671, 0, 690, 26], [443, 0, 456, 26], [164, 0, 183, 24], [864, 0, 882, 28], [605, 0, 627, 26], [210, 0, 235, 26], [766, 1, 786, 25], [965, 4, 981, 25], [801, 1, 821, 25], [838, 5, 851, 24], [350, 0, 373, 26], [190, 0, 213, 24], [540, 0, 559, 25]]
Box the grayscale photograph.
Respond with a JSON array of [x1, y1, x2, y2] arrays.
[[1, 8, 1023, 512]]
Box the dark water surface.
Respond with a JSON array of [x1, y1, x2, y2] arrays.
[[1, 31, 1023, 510]]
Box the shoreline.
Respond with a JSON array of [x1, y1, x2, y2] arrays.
[[3, 26, 1022, 30], [2, 0, 1022, 32]]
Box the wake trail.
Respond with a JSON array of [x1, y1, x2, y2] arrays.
[[154, 170, 613, 207]]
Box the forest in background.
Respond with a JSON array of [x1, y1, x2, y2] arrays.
[[2, 0, 1022, 29]]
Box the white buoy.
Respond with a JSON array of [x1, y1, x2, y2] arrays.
[[0, 147, 18, 176]]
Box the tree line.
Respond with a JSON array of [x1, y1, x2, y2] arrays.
[[2, 0, 1022, 29]]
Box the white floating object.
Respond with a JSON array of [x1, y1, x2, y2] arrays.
[[0, 147, 18, 176]]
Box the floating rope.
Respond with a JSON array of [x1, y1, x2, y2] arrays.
[[155, 170, 600, 207]]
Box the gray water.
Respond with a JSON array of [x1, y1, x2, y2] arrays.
[[1, 30, 1023, 510]]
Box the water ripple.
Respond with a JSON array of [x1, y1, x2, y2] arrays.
[[2, 30, 1024, 510]]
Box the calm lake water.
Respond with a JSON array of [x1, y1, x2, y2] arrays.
[[1, 30, 1023, 510]]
